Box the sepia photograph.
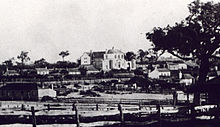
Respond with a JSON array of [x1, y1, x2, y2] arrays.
[[0, 0, 219, 126]]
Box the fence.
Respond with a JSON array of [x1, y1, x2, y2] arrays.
[[0, 97, 217, 127]]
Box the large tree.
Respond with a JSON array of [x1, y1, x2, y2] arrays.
[[17, 51, 30, 65], [146, 0, 220, 105], [3, 57, 14, 67], [137, 49, 147, 63], [125, 51, 136, 61], [34, 58, 48, 68], [59, 50, 70, 61]]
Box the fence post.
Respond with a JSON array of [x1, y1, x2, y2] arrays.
[[139, 101, 141, 110], [75, 104, 80, 127], [118, 104, 124, 126], [21, 104, 25, 111], [31, 106, 36, 127], [72, 103, 76, 111], [156, 104, 161, 127], [173, 91, 178, 106], [96, 103, 99, 111], [47, 104, 50, 111], [191, 104, 196, 121]]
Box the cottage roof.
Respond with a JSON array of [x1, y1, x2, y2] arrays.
[[157, 68, 170, 72], [0, 83, 38, 90], [85, 65, 99, 72], [184, 60, 199, 67], [183, 74, 194, 79]]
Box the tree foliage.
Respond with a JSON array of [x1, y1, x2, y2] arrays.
[[125, 51, 136, 61], [146, 0, 220, 104], [34, 58, 48, 68], [17, 51, 30, 65], [59, 50, 70, 61]]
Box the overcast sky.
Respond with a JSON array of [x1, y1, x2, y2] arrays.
[[0, 0, 217, 63]]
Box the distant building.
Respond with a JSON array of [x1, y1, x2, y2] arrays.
[[102, 47, 128, 71], [3, 69, 19, 76], [68, 68, 81, 75], [80, 52, 91, 65], [36, 68, 49, 75], [91, 51, 105, 70], [126, 59, 136, 71], [179, 71, 195, 86], [148, 67, 171, 79], [80, 48, 136, 71], [0, 83, 56, 101], [166, 61, 187, 70]]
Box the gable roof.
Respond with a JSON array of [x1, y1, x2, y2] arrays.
[[107, 48, 123, 54], [92, 51, 105, 59], [183, 74, 194, 79]]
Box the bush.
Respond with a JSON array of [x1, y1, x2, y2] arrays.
[[41, 96, 54, 102], [79, 90, 100, 97]]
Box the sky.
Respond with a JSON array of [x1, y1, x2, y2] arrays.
[[0, 0, 218, 63]]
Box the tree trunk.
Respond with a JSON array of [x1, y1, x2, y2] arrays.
[[194, 56, 209, 105]]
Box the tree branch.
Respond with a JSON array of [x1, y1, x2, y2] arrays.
[[168, 51, 194, 61]]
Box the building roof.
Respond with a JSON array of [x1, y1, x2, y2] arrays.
[[183, 74, 194, 79], [184, 60, 199, 67], [68, 68, 80, 72], [107, 48, 123, 54], [85, 65, 99, 72], [0, 83, 38, 90], [92, 51, 105, 59], [157, 68, 170, 72]]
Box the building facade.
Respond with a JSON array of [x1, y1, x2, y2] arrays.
[[102, 48, 128, 71], [148, 67, 171, 79], [80, 52, 91, 65]]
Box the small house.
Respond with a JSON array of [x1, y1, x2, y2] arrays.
[[36, 68, 49, 75], [68, 68, 81, 75], [0, 83, 56, 101], [179, 72, 195, 86], [148, 67, 171, 79], [3, 69, 19, 76]]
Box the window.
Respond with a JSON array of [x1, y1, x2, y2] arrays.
[[118, 55, 120, 59], [115, 55, 117, 59]]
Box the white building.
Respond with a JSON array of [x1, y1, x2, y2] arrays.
[[179, 72, 194, 86], [148, 67, 171, 79], [36, 68, 49, 75], [102, 48, 128, 71], [68, 68, 81, 75], [80, 52, 91, 65]]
